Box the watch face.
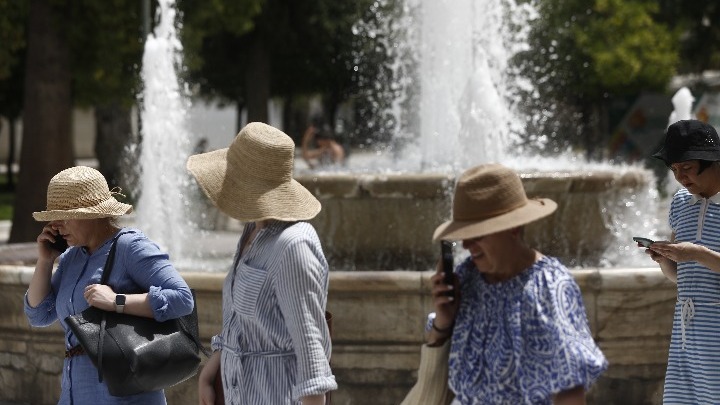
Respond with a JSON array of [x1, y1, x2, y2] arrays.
[[115, 294, 126, 305]]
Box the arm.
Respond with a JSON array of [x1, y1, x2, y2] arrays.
[[329, 141, 345, 164], [25, 225, 63, 326], [85, 234, 193, 320], [275, 234, 336, 401], [554, 386, 585, 405], [426, 261, 459, 346], [301, 395, 325, 405], [301, 125, 320, 168], [198, 351, 221, 405], [83, 286, 154, 317]]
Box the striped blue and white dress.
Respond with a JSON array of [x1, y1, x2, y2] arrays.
[[663, 188, 720, 404], [211, 221, 337, 404]]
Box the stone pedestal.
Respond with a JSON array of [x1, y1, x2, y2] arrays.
[[0, 265, 674, 405]]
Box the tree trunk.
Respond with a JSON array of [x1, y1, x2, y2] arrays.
[[95, 103, 135, 192], [9, 0, 74, 243], [244, 35, 270, 123], [6, 116, 17, 190]]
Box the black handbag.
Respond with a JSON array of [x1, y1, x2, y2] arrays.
[[65, 235, 209, 396]]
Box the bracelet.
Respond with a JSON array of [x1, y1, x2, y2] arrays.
[[431, 319, 454, 334]]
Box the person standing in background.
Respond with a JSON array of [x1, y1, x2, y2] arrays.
[[644, 119, 720, 404]]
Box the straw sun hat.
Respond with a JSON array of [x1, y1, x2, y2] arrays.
[[32, 166, 133, 221], [433, 163, 557, 242], [186, 122, 321, 222]]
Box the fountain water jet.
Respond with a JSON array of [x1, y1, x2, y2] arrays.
[[128, 0, 659, 271]]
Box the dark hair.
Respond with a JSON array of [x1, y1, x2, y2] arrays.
[[698, 160, 715, 174], [314, 124, 334, 141]]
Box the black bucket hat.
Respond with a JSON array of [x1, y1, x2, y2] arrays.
[[652, 120, 720, 165]]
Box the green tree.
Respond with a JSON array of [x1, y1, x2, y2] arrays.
[[180, 0, 371, 138], [66, 0, 145, 194], [0, 0, 27, 190], [517, 0, 678, 160], [10, 0, 75, 243], [656, 0, 720, 73], [5, 0, 145, 242]]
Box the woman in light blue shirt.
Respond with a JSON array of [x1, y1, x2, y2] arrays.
[[189, 122, 336, 405], [25, 166, 194, 405]]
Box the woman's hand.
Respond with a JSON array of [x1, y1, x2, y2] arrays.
[[648, 241, 703, 263], [427, 261, 460, 345], [199, 352, 221, 405], [84, 284, 118, 311], [36, 224, 62, 263]]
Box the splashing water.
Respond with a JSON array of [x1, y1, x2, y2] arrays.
[[136, 0, 195, 260]]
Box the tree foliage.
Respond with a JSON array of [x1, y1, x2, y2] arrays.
[[179, 0, 373, 134], [517, 0, 678, 159]]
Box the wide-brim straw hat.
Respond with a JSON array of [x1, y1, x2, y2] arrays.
[[433, 163, 557, 242], [33, 166, 133, 221], [186, 122, 321, 222]]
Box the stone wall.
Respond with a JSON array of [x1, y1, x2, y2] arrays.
[[296, 170, 653, 270], [0, 266, 675, 405]]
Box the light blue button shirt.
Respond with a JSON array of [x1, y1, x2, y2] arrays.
[[24, 228, 193, 405]]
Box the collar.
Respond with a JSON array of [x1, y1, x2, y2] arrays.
[[689, 193, 720, 205]]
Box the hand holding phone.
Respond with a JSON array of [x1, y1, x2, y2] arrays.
[[441, 241, 455, 296], [632, 236, 655, 248], [48, 234, 68, 253]]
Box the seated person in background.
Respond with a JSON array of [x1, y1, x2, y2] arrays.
[[301, 122, 345, 169]]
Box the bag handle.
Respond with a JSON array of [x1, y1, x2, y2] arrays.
[[96, 235, 121, 383]]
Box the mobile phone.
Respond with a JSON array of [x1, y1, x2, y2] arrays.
[[632, 236, 655, 248], [441, 241, 454, 294], [48, 234, 68, 253]]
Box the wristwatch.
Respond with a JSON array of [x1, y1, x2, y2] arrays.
[[115, 294, 126, 313]]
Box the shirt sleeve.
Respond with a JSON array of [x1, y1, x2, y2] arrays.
[[273, 232, 337, 400], [116, 232, 194, 322], [521, 264, 608, 397], [24, 260, 65, 327]]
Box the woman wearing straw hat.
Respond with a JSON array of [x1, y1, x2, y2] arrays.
[[647, 120, 720, 404], [188, 122, 336, 405], [24, 166, 194, 404], [405, 164, 607, 405]]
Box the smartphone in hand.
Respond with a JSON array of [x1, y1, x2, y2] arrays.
[[441, 241, 454, 295], [48, 235, 68, 253], [632, 236, 655, 248]]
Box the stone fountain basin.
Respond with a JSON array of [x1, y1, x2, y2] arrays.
[[0, 265, 674, 405], [292, 169, 652, 270]]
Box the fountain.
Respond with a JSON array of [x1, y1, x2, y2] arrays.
[[129, 0, 659, 272]]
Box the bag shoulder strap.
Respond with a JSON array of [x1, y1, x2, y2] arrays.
[[96, 236, 122, 383]]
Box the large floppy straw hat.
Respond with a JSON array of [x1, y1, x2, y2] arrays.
[[186, 122, 321, 222], [33, 166, 133, 221], [433, 163, 557, 242]]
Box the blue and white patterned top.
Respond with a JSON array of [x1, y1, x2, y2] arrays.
[[448, 255, 607, 404], [663, 188, 720, 404], [24, 228, 194, 405], [213, 221, 336, 404]]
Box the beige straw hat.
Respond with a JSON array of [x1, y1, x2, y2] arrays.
[[186, 122, 321, 222], [433, 163, 557, 242], [33, 166, 133, 221]]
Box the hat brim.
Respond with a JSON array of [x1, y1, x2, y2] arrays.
[[652, 148, 720, 165], [187, 148, 321, 222], [32, 200, 133, 222], [432, 198, 557, 242]]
